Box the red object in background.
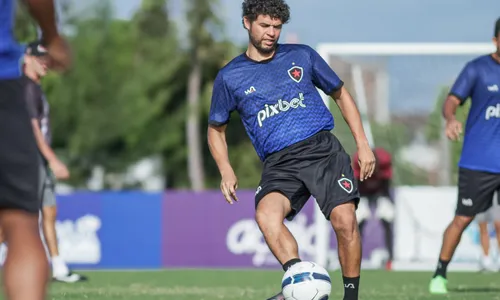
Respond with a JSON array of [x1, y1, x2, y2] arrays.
[[352, 147, 392, 180], [352, 147, 392, 195]]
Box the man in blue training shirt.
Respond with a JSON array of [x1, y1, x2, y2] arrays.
[[207, 1, 376, 299], [429, 17, 500, 294], [0, 0, 71, 299]]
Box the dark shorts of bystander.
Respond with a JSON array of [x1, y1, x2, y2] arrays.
[[456, 167, 500, 217]]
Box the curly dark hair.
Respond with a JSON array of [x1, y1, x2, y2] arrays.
[[241, 0, 290, 26]]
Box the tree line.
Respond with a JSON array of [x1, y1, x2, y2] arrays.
[[14, 0, 462, 190]]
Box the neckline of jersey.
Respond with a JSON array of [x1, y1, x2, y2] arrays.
[[243, 44, 280, 64]]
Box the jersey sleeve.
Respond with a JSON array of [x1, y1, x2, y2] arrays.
[[306, 46, 344, 95], [449, 62, 477, 105], [23, 77, 41, 120], [208, 72, 237, 126]]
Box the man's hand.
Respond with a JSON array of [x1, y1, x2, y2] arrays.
[[220, 169, 238, 204], [357, 144, 376, 181], [45, 35, 72, 72], [50, 159, 70, 180], [445, 119, 463, 141]]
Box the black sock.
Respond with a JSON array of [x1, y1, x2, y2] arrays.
[[343, 276, 360, 300], [282, 258, 301, 271], [433, 259, 450, 279]]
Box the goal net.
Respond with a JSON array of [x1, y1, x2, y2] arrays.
[[313, 43, 495, 270]]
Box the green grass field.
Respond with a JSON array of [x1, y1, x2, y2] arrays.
[[5, 270, 500, 299]]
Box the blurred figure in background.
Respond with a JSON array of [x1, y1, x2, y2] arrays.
[[476, 192, 500, 272], [353, 147, 394, 270], [429, 17, 500, 295], [23, 41, 87, 283], [0, 0, 71, 299]]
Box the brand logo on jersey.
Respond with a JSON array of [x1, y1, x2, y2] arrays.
[[338, 177, 353, 193], [245, 86, 256, 95], [487, 84, 499, 92], [485, 104, 500, 120], [288, 66, 303, 83], [257, 93, 306, 127]]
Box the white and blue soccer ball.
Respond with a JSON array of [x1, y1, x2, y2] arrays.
[[281, 261, 331, 300]]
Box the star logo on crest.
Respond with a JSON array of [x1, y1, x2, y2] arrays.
[[338, 177, 353, 193], [288, 66, 303, 83]]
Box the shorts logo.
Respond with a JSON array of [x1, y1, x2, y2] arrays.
[[338, 177, 353, 193], [255, 186, 262, 195], [461, 198, 473, 206], [288, 66, 303, 83]]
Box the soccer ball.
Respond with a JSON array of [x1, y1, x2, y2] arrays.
[[281, 261, 331, 300]]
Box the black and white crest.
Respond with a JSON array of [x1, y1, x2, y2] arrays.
[[288, 66, 303, 83]]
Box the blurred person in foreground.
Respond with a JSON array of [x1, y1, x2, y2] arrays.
[[352, 147, 394, 270], [429, 17, 500, 294], [22, 42, 87, 283], [207, 1, 376, 299], [476, 192, 500, 272], [0, 0, 71, 298]]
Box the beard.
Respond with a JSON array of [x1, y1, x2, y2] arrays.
[[249, 32, 277, 55]]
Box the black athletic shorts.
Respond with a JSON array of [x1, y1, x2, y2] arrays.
[[0, 79, 41, 213], [255, 131, 360, 221], [456, 167, 500, 216]]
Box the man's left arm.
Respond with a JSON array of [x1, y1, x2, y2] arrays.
[[331, 87, 369, 148], [331, 87, 375, 180], [307, 45, 375, 180]]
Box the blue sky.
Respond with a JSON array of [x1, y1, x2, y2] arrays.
[[112, 0, 499, 44], [108, 0, 500, 112]]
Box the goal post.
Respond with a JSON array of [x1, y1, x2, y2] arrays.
[[314, 42, 495, 268]]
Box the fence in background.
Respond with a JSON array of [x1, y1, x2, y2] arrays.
[[0, 188, 488, 271]]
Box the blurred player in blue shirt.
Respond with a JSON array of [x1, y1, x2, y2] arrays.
[[207, 1, 376, 299], [430, 17, 500, 294], [0, 0, 71, 299]]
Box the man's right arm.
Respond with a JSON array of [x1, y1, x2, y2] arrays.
[[208, 72, 239, 203], [207, 72, 236, 173], [442, 95, 461, 122], [22, 0, 58, 43], [443, 62, 476, 139], [207, 124, 233, 176], [22, 0, 72, 71]]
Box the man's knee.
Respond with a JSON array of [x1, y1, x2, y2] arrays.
[[451, 215, 474, 231], [493, 221, 500, 232], [478, 221, 489, 234], [255, 192, 291, 227], [330, 201, 358, 238]]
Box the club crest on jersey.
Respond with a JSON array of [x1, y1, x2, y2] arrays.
[[288, 66, 303, 83], [338, 177, 353, 193]]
